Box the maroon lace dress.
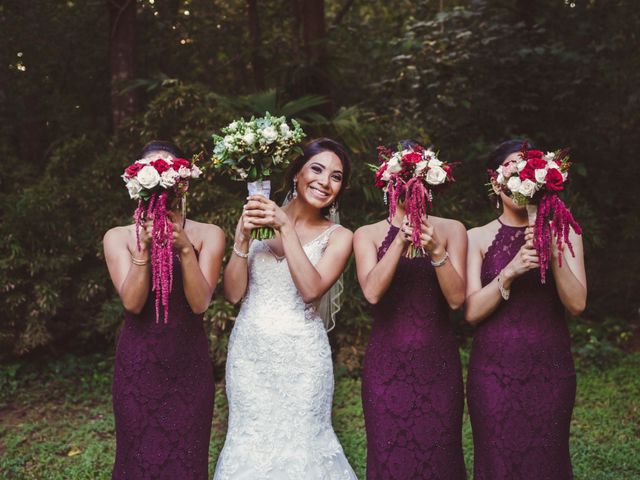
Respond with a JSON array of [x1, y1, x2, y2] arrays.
[[467, 220, 576, 479], [112, 251, 214, 479], [361, 224, 466, 480]]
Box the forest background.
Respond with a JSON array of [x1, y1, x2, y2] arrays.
[[0, 0, 639, 477], [2, 0, 638, 366]]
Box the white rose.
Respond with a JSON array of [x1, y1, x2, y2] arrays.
[[228, 121, 238, 132], [415, 160, 428, 174], [279, 123, 290, 135], [496, 173, 505, 185], [223, 135, 234, 147], [544, 151, 555, 162], [387, 157, 402, 173], [126, 178, 142, 199], [190, 165, 202, 179], [427, 158, 442, 167], [507, 176, 522, 193], [178, 166, 191, 179], [381, 169, 392, 181], [516, 160, 527, 172], [261, 126, 278, 144], [137, 165, 161, 189], [518, 179, 537, 198], [425, 165, 447, 185], [137, 157, 153, 165], [242, 132, 255, 145], [534, 168, 548, 184], [160, 169, 179, 188]]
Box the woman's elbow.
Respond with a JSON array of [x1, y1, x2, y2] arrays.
[[567, 299, 586, 316], [123, 302, 144, 315], [447, 293, 465, 311]]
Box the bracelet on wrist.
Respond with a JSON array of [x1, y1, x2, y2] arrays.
[[233, 243, 249, 259], [430, 251, 449, 267], [131, 256, 149, 266], [497, 272, 510, 301]]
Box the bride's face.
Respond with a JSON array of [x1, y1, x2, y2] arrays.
[[295, 151, 344, 209]]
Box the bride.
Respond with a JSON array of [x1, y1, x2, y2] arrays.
[[214, 138, 358, 479]]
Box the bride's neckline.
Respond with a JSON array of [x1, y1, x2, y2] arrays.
[[262, 224, 338, 262]]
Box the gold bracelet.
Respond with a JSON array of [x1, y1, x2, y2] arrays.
[[131, 256, 149, 266], [233, 243, 249, 259], [497, 272, 510, 301]]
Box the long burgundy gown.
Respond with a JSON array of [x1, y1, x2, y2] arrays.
[[467, 220, 576, 479], [361, 224, 466, 480], [112, 251, 214, 479]]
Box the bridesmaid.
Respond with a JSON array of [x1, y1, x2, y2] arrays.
[[354, 139, 467, 480], [465, 139, 587, 479], [104, 141, 225, 479]]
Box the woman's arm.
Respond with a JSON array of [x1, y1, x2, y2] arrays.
[[103, 225, 151, 315], [223, 215, 253, 305], [172, 218, 225, 314], [464, 226, 539, 325], [353, 225, 406, 305], [551, 228, 587, 315], [422, 219, 467, 310]]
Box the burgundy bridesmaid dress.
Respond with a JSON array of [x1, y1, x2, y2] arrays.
[[467, 219, 576, 479], [362, 223, 466, 480], [112, 251, 214, 479]]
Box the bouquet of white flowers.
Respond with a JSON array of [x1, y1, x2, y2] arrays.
[[211, 113, 305, 239]]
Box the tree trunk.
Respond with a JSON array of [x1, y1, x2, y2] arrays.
[[247, 0, 266, 90], [300, 0, 326, 61], [108, 0, 137, 130]]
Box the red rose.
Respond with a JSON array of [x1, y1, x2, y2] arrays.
[[520, 158, 547, 181], [151, 159, 171, 174], [526, 150, 544, 158], [124, 162, 144, 178], [545, 168, 564, 191], [171, 158, 191, 171], [374, 164, 388, 188], [403, 151, 422, 165]]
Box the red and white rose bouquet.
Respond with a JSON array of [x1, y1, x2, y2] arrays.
[[489, 142, 582, 283], [122, 152, 203, 322], [372, 144, 455, 258]]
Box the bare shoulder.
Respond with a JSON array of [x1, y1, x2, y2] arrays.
[[331, 224, 354, 242], [103, 225, 134, 246], [467, 220, 500, 252], [354, 220, 387, 241], [430, 215, 466, 235]]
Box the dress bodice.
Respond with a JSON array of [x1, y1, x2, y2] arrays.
[[471, 221, 574, 377], [238, 225, 340, 331]]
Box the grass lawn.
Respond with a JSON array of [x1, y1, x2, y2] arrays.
[[1, 352, 638, 479]]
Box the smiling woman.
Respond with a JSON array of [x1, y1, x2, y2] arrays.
[[214, 138, 358, 479]]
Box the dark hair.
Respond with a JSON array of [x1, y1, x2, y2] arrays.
[[283, 138, 351, 214], [487, 139, 536, 169], [391, 138, 425, 151], [141, 140, 185, 159]]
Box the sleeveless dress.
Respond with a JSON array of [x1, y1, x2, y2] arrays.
[[467, 220, 576, 479], [213, 225, 357, 480], [361, 224, 466, 480], [112, 250, 215, 480]]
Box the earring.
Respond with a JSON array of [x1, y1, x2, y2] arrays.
[[292, 179, 298, 198], [329, 202, 337, 216], [181, 196, 187, 220], [495, 195, 500, 209]]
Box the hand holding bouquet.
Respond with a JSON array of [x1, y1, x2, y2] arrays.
[[489, 142, 582, 282], [372, 144, 455, 258], [122, 153, 202, 322], [211, 113, 305, 240]]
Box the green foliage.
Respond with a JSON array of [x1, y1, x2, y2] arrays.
[[0, 0, 637, 359]]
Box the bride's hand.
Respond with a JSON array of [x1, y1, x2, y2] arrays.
[[243, 195, 289, 231]]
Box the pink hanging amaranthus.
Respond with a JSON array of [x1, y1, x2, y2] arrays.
[[372, 144, 455, 258], [489, 142, 582, 282], [123, 153, 203, 322]]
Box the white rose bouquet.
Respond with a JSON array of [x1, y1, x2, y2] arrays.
[[489, 142, 582, 283], [210, 113, 305, 239], [122, 153, 202, 323], [371, 144, 456, 258]]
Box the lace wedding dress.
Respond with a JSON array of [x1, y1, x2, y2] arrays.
[[213, 224, 357, 480]]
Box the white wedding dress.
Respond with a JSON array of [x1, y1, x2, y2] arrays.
[[213, 224, 357, 480]]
